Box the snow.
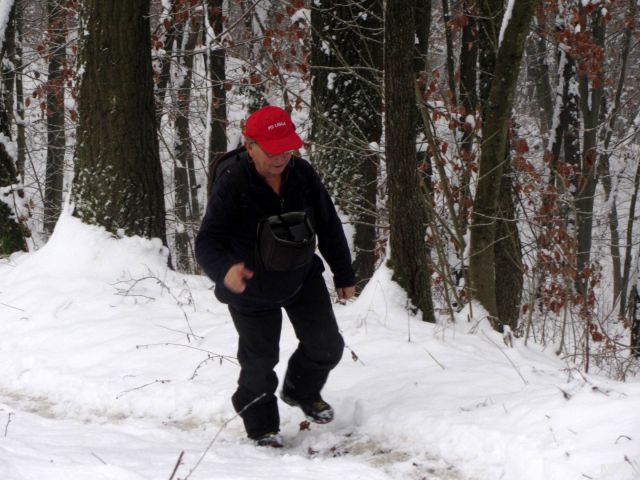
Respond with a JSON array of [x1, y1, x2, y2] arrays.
[[0, 0, 14, 48], [0, 212, 639, 480], [498, 0, 515, 47]]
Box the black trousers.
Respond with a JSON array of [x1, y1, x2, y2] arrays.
[[229, 273, 344, 439]]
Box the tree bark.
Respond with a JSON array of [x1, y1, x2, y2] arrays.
[[477, 0, 503, 109], [73, 0, 167, 244], [441, 0, 457, 106], [526, 14, 553, 142], [385, 0, 435, 322], [206, 0, 227, 194], [575, 8, 605, 298], [631, 280, 640, 358], [43, 0, 66, 233], [458, 0, 477, 236], [311, 0, 383, 291], [13, 0, 25, 179], [469, 0, 538, 325], [0, 1, 27, 255], [494, 151, 523, 329], [173, 7, 203, 272]]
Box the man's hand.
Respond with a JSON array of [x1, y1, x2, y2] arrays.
[[224, 262, 254, 293], [336, 285, 356, 301]]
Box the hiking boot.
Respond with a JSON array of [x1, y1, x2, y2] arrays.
[[280, 390, 334, 424], [254, 432, 284, 448]]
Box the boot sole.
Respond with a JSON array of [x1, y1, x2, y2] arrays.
[[279, 392, 334, 424]]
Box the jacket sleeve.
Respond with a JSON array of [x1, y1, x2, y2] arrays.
[[195, 177, 241, 286], [305, 164, 357, 289]]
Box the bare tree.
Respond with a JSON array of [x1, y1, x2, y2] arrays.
[[172, 3, 203, 272], [0, 0, 28, 254], [468, 0, 538, 326], [385, 0, 435, 322], [43, 0, 66, 233], [310, 0, 383, 292], [205, 0, 227, 181]]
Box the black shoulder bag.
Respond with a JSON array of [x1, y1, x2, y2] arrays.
[[257, 211, 316, 271]]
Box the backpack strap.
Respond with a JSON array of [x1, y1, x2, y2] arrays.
[[207, 146, 248, 197]]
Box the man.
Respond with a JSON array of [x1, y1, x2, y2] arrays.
[[195, 105, 356, 448]]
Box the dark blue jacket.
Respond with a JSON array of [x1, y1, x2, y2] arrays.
[[195, 148, 355, 310]]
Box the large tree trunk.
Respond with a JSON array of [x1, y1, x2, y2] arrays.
[[43, 0, 66, 233], [73, 0, 167, 244], [469, 0, 538, 326], [477, 0, 503, 108], [479, 1, 524, 331], [494, 152, 523, 330], [385, 0, 435, 322], [311, 0, 383, 292], [0, 1, 27, 255]]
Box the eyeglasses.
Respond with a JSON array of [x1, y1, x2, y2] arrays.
[[248, 142, 294, 159]]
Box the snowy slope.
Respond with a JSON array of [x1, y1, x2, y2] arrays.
[[0, 213, 638, 480]]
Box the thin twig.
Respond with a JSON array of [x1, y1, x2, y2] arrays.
[[0, 302, 24, 312], [168, 450, 184, 480], [190, 355, 221, 380], [91, 452, 107, 465], [4, 412, 13, 437], [344, 343, 365, 366], [624, 455, 640, 475], [425, 349, 446, 370], [136, 343, 238, 365], [115, 379, 171, 399], [615, 435, 632, 444], [481, 330, 528, 385], [183, 393, 266, 480]]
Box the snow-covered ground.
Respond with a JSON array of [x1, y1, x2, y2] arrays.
[[0, 213, 638, 480]]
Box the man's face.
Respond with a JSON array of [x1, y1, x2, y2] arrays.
[[246, 142, 292, 181]]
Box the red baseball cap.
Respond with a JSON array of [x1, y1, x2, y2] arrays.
[[244, 105, 303, 155]]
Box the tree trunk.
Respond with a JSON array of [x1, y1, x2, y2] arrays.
[[575, 8, 605, 298], [526, 18, 553, 142], [173, 7, 202, 272], [206, 0, 227, 194], [441, 0, 457, 106], [469, 0, 538, 326], [458, 0, 477, 236], [13, 0, 25, 179], [494, 151, 523, 330], [73, 0, 167, 244], [415, 0, 431, 70], [385, 0, 435, 322], [631, 280, 640, 358], [43, 0, 66, 233], [311, 0, 383, 291], [477, 0, 503, 109], [155, 0, 179, 125], [0, 1, 27, 255]]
